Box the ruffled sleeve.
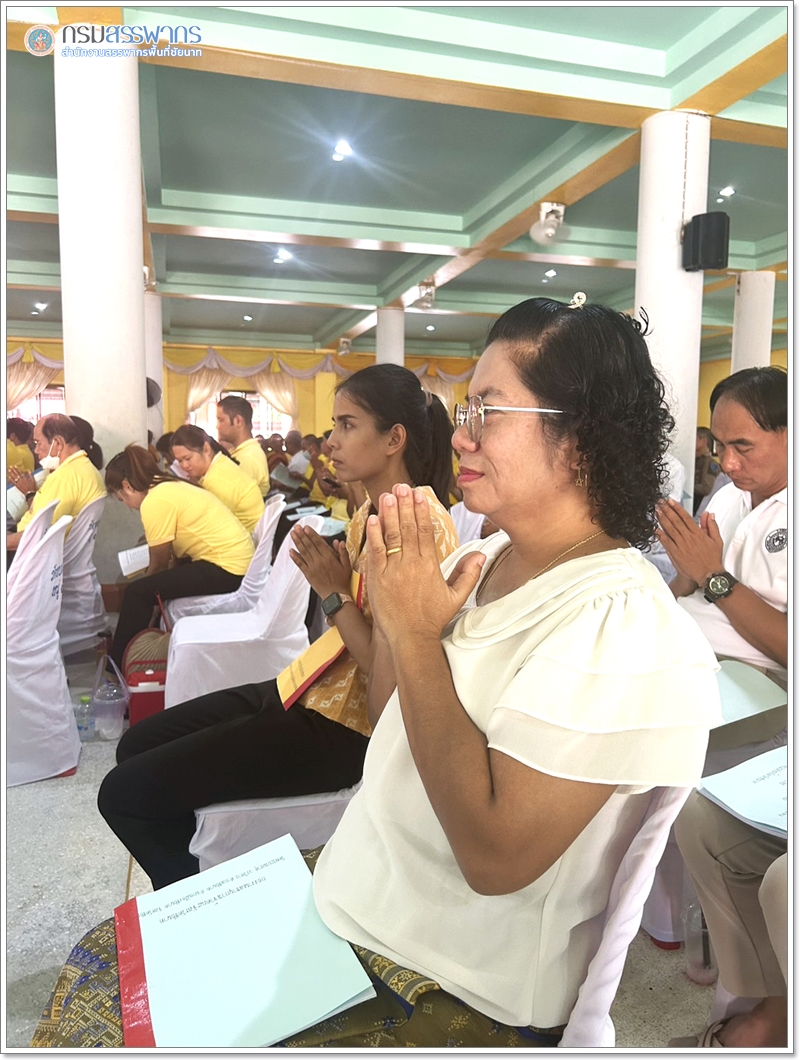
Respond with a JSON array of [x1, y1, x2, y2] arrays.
[[485, 578, 722, 789]]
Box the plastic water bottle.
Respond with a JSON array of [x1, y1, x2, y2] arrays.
[[75, 694, 95, 742], [683, 902, 717, 985], [92, 681, 127, 741]]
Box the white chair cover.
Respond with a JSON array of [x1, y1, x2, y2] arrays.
[[164, 514, 324, 708], [7, 499, 59, 593], [57, 496, 109, 656], [559, 785, 691, 1048], [449, 501, 485, 545], [189, 783, 362, 871], [164, 496, 285, 623], [7, 515, 81, 787]]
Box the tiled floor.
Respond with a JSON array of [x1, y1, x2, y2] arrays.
[[5, 654, 716, 1049]]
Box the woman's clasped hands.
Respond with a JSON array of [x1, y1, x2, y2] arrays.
[[366, 483, 485, 642], [289, 525, 353, 599]]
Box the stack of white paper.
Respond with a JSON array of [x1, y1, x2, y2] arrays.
[[700, 747, 787, 838], [118, 544, 150, 578]]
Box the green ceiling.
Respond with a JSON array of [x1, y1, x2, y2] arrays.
[[6, 5, 789, 361]]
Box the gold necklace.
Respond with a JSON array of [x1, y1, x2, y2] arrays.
[[477, 530, 606, 605]]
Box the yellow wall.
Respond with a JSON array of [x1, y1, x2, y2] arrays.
[[314, 372, 337, 436], [697, 348, 788, 424]]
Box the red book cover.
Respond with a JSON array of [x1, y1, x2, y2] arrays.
[[115, 897, 156, 1047]]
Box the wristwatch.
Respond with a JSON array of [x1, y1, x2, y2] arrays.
[[703, 571, 738, 604], [321, 591, 354, 624]]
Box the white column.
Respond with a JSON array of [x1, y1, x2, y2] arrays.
[[376, 307, 405, 365], [634, 110, 710, 511], [54, 37, 147, 461], [731, 271, 776, 372], [145, 291, 165, 441]]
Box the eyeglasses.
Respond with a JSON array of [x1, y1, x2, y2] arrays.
[[453, 395, 564, 443]]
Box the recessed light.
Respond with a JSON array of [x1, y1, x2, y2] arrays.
[[273, 257, 284, 263], [719, 186, 735, 197], [31, 310, 39, 315], [243, 315, 253, 322], [334, 140, 352, 156], [34, 302, 48, 311], [716, 197, 724, 203], [541, 278, 548, 284], [426, 325, 436, 332], [544, 269, 557, 278], [332, 153, 344, 162]]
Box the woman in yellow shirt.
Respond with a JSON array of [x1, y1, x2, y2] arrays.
[[106, 445, 254, 668], [171, 425, 265, 534], [98, 365, 459, 890]]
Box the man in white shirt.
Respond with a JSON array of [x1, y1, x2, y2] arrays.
[[285, 430, 310, 480], [657, 367, 787, 1050]]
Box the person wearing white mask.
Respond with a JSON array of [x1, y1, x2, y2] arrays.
[[6, 414, 106, 553]]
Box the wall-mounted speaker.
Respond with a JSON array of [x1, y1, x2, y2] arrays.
[[682, 211, 730, 272]]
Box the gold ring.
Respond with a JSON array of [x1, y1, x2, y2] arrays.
[[386, 547, 403, 556]]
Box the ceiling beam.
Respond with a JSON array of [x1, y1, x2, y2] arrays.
[[55, 7, 123, 25], [678, 35, 788, 115]]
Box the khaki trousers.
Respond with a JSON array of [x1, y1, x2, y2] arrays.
[[674, 791, 787, 998]]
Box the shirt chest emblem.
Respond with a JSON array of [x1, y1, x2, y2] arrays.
[[764, 529, 787, 554]]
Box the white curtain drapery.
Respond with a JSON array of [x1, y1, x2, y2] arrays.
[[250, 370, 299, 428], [186, 368, 232, 413], [421, 375, 455, 414], [7, 358, 59, 410]]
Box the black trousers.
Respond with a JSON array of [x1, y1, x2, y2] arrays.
[[110, 560, 243, 668], [97, 680, 369, 890]]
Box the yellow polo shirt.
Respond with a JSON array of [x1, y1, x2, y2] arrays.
[[230, 437, 270, 497], [201, 452, 265, 534], [17, 450, 105, 534], [7, 440, 34, 473], [140, 481, 254, 575], [304, 453, 337, 508]]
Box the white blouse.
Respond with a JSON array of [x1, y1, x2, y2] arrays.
[[313, 534, 722, 1028]]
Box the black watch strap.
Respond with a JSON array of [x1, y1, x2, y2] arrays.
[[703, 571, 738, 604]]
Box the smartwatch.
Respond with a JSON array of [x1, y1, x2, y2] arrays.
[[703, 571, 738, 604], [321, 592, 354, 624]]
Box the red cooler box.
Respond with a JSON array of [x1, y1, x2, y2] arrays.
[[127, 669, 166, 725]]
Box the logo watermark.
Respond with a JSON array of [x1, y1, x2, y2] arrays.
[[24, 23, 204, 59], [24, 25, 55, 56]]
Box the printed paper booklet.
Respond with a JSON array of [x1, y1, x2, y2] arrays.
[[115, 834, 375, 1047]]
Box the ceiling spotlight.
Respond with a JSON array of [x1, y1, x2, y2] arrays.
[[243, 314, 253, 322], [338, 337, 352, 354], [716, 197, 724, 203], [426, 325, 436, 332], [276, 248, 292, 261], [719, 186, 735, 197], [34, 302, 48, 311], [31, 310, 39, 316], [334, 139, 352, 157], [544, 269, 557, 278], [529, 202, 570, 246], [332, 153, 344, 162], [417, 282, 436, 309], [542, 279, 548, 284]]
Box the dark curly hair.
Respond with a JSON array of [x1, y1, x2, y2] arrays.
[[485, 297, 675, 548]]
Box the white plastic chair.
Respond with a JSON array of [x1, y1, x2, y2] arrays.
[[164, 514, 324, 708], [189, 782, 363, 871], [559, 784, 692, 1047], [449, 501, 485, 545], [57, 496, 109, 656], [7, 499, 59, 592], [163, 496, 285, 624], [7, 515, 82, 787]]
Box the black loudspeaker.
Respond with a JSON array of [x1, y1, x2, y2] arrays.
[[682, 211, 730, 271]]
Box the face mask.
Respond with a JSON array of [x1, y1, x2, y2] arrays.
[[39, 441, 60, 472]]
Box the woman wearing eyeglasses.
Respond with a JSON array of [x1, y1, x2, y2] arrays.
[[33, 298, 721, 1049]]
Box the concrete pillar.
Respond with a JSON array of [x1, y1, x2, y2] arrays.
[[54, 35, 148, 581], [145, 291, 165, 442], [376, 307, 405, 365], [731, 271, 776, 372], [634, 110, 711, 511], [54, 36, 147, 459]]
